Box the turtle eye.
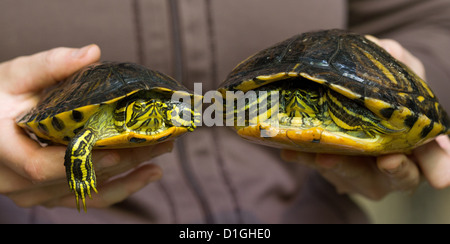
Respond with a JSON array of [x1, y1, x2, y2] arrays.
[[297, 89, 308, 97], [133, 100, 146, 112], [284, 90, 292, 98], [309, 94, 319, 101], [157, 102, 166, 109]]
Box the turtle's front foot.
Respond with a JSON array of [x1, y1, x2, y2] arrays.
[[69, 169, 98, 212], [64, 128, 98, 212]]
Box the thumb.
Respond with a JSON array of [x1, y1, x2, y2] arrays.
[[0, 44, 101, 94]]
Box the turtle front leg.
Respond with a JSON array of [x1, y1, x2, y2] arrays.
[[64, 128, 98, 212]]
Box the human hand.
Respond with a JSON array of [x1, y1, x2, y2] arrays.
[[281, 36, 450, 200], [0, 45, 172, 209]]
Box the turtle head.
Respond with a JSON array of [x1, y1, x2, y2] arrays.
[[283, 88, 320, 117], [125, 98, 169, 132]]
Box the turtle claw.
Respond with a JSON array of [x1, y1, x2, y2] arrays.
[[72, 179, 98, 212]]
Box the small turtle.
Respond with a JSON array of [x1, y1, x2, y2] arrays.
[[17, 62, 200, 211], [219, 29, 450, 155]]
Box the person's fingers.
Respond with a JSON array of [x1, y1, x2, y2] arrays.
[[114, 141, 174, 166], [46, 163, 162, 209], [436, 134, 450, 151], [5, 179, 68, 208], [314, 154, 420, 200], [3, 141, 172, 208], [0, 120, 67, 182], [1, 119, 172, 184], [88, 164, 162, 209], [0, 44, 101, 94], [280, 149, 316, 167], [365, 35, 382, 46], [93, 141, 174, 182], [376, 153, 420, 192], [414, 138, 450, 189], [0, 163, 34, 194], [0, 45, 175, 210], [315, 155, 395, 200], [314, 154, 371, 176], [0, 45, 101, 182], [313, 154, 374, 197]]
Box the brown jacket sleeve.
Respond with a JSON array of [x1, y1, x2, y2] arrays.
[[349, 0, 450, 111]]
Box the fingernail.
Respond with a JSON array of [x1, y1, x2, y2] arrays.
[[383, 167, 400, 175], [382, 162, 404, 175], [147, 166, 163, 182], [71, 44, 93, 58]]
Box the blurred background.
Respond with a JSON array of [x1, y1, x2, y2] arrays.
[[1, 0, 449, 224], [353, 182, 450, 224]]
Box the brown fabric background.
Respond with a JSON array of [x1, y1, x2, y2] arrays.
[[0, 0, 449, 223]]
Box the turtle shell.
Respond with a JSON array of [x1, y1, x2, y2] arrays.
[[219, 29, 450, 154], [17, 62, 196, 147]]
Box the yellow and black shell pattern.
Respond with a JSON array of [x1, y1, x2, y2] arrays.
[[219, 29, 450, 155], [17, 62, 194, 147]]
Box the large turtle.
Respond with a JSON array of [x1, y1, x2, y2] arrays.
[[218, 29, 450, 155], [17, 62, 200, 211]]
